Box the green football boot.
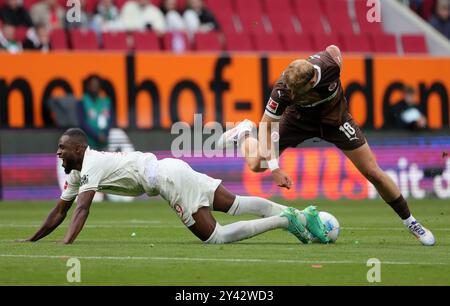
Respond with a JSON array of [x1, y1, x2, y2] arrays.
[[301, 205, 329, 244], [280, 207, 311, 244]]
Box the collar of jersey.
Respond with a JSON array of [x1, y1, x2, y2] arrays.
[[312, 65, 321, 88]]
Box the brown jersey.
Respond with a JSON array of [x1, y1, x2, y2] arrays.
[[265, 50, 348, 126]]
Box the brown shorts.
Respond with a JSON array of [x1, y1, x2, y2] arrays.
[[278, 109, 366, 152]]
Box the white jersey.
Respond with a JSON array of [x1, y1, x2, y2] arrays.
[[61, 147, 158, 201]]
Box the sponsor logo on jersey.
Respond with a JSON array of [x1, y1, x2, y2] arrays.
[[64, 181, 68, 190], [80, 175, 89, 186], [267, 98, 279, 113], [328, 82, 338, 92]]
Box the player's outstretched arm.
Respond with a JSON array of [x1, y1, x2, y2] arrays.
[[62, 191, 95, 244], [259, 114, 293, 189], [18, 199, 74, 242]]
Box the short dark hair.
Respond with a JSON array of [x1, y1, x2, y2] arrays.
[[63, 128, 88, 146]]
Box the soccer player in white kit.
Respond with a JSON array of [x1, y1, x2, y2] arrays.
[[19, 128, 329, 245]]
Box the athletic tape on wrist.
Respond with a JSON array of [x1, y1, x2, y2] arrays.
[[267, 159, 279, 171]]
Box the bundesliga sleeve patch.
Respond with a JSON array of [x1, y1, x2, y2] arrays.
[[267, 98, 279, 113]]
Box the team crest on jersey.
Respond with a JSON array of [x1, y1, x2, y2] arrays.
[[63, 181, 68, 190], [80, 175, 89, 186], [328, 82, 338, 92], [174, 204, 184, 218], [267, 98, 279, 112]]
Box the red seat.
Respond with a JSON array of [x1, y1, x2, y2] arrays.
[[323, 0, 350, 16], [224, 32, 253, 51], [252, 33, 284, 51], [281, 33, 314, 52], [340, 33, 373, 53], [238, 11, 267, 34], [267, 11, 297, 35], [70, 30, 99, 50], [133, 31, 160, 51], [194, 32, 222, 51], [14, 26, 29, 42], [235, 0, 265, 33], [115, 0, 129, 10], [327, 14, 355, 34], [23, 0, 40, 10], [102, 32, 129, 51], [176, 0, 186, 11], [311, 34, 341, 51], [401, 34, 428, 53], [371, 33, 397, 54], [298, 14, 326, 34], [85, 0, 98, 14], [293, 0, 323, 15], [205, 0, 234, 16], [162, 32, 191, 52], [235, 0, 263, 15], [263, 0, 293, 13], [214, 12, 238, 34], [50, 28, 69, 50]]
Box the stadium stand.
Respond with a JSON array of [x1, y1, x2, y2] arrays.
[[132, 31, 160, 51], [0, 0, 443, 54], [194, 31, 222, 51]]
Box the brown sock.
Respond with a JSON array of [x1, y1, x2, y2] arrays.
[[387, 195, 411, 220]]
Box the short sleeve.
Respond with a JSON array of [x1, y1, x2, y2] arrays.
[[60, 172, 80, 202], [264, 82, 291, 119]]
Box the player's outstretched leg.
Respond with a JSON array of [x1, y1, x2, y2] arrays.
[[217, 119, 266, 172], [344, 143, 435, 246], [207, 185, 313, 244], [189, 206, 311, 244]]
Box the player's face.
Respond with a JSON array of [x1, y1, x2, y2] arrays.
[[56, 135, 79, 174]]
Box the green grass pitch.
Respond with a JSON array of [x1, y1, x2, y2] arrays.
[[0, 198, 449, 285]]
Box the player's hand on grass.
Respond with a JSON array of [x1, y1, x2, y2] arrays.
[[271, 169, 293, 189]]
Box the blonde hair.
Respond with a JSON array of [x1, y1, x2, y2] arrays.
[[282, 60, 315, 92]]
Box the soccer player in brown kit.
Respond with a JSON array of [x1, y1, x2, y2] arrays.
[[218, 45, 435, 246]]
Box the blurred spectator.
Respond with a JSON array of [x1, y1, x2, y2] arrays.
[[78, 75, 112, 151], [429, 0, 450, 39], [30, 0, 65, 30], [0, 0, 33, 27], [389, 86, 427, 130], [120, 0, 166, 33], [22, 23, 51, 52], [0, 23, 22, 53], [161, 0, 186, 32], [183, 0, 219, 34], [92, 0, 122, 33], [65, 0, 91, 30]]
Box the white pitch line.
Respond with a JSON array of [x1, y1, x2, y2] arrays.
[[0, 224, 449, 231], [0, 254, 448, 266]]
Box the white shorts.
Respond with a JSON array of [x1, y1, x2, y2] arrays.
[[154, 158, 222, 227]]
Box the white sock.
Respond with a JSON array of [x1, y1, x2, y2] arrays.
[[205, 216, 288, 244], [402, 215, 416, 227], [227, 196, 287, 218]]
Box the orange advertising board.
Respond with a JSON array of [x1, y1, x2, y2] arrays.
[[0, 52, 448, 129]]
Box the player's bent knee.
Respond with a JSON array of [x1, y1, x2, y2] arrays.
[[204, 223, 226, 244]]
